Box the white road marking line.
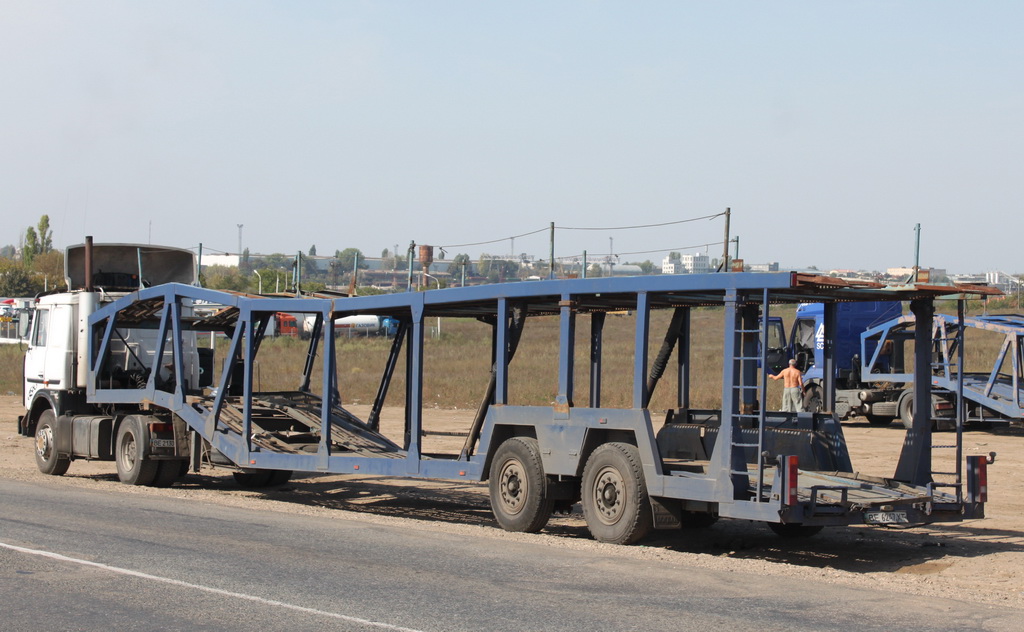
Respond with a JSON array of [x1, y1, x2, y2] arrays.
[[0, 540, 425, 632]]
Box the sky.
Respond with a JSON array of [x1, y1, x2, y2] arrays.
[[1, 1, 1021, 274]]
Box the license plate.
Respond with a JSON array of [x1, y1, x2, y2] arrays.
[[151, 438, 175, 449], [865, 511, 909, 524]]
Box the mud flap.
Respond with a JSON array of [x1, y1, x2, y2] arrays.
[[650, 496, 682, 529]]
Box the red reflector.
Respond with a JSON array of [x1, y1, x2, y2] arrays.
[[250, 460, 256, 465], [784, 455, 799, 506], [148, 422, 173, 433], [353, 465, 359, 470], [459, 470, 466, 476]]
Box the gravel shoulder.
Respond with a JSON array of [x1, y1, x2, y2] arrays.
[[3, 395, 1023, 608]]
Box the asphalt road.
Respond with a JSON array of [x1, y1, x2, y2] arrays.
[[1, 478, 1019, 632]]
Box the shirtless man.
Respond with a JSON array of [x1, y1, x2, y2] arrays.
[[770, 359, 804, 412]]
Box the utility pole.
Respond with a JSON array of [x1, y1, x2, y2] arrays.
[[407, 241, 415, 292], [549, 222, 555, 280], [608, 237, 613, 277], [720, 208, 731, 272], [912, 223, 921, 283]]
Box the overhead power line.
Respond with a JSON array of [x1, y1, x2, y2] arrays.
[[554, 240, 724, 261], [558, 212, 726, 231], [435, 210, 727, 251], [437, 226, 549, 250]]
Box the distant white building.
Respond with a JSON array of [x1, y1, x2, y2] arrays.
[[749, 262, 780, 272], [886, 266, 946, 281], [680, 252, 711, 274], [201, 253, 241, 267], [662, 252, 710, 274]]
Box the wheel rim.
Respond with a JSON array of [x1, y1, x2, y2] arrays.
[[36, 425, 53, 461], [497, 458, 527, 516], [120, 431, 137, 471], [592, 465, 626, 525]]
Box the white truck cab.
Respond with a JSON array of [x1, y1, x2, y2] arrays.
[[20, 240, 200, 445]]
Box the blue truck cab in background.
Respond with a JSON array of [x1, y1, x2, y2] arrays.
[[769, 301, 912, 425]]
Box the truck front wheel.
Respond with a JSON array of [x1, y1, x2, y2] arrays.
[[802, 384, 822, 413], [115, 416, 158, 486], [35, 410, 70, 476]]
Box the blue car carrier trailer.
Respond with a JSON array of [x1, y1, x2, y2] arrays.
[[860, 312, 1024, 429], [21, 243, 999, 544]]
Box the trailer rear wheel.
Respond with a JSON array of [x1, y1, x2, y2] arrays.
[[34, 410, 70, 476], [116, 416, 158, 486], [489, 437, 553, 533], [581, 442, 652, 545], [768, 523, 823, 538]]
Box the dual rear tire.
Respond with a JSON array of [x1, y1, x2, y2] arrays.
[[488, 438, 655, 545], [115, 415, 186, 487]]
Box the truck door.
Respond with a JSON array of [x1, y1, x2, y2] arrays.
[[23, 306, 49, 407], [765, 317, 787, 373], [790, 317, 819, 373], [24, 304, 75, 408]]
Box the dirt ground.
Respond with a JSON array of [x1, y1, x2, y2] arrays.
[[3, 394, 1023, 609]]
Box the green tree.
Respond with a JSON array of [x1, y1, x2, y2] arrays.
[[637, 260, 655, 274], [0, 259, 39, 295], [22, 227, 39, 266], [239, 247, 252, 274], [32, 250, 65, 290], [202, 265, 250, 292], [451, 253, 472, 275], [37, 215, 53, 253], [477, 254, 519, 283], [336, 248, 367, 271], [259, 253, 293, 270], [20, 215, 53, 266], [309, 244, 317, 256]]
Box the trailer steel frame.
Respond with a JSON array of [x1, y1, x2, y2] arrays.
[[86, 272, 997, 535]]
